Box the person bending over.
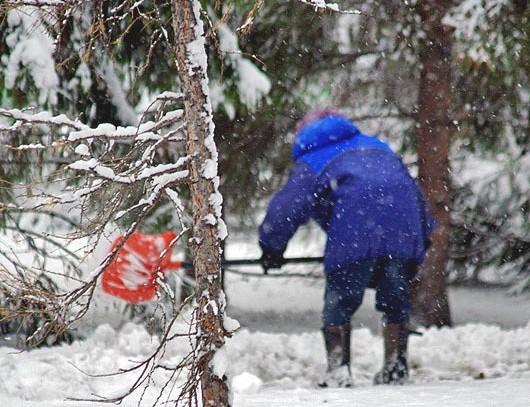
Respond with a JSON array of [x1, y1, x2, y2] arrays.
[[259, 110, 435, 387]]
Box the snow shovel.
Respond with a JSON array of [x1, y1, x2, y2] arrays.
[[101, 231, 324, 303], [101, 231, 182, 303]]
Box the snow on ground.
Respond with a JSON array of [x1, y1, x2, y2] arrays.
[[1, 320, 529, 406], [236, 379, 530, 407], [1, 222, 529, 405]]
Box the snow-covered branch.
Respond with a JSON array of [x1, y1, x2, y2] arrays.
[[0, 108, 87, 132], [297, 0, 362, 15], [0, 89, 190, 339]]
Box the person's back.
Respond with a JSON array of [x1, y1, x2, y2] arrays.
[[315, 146, 430, 271], [260, 114, 434, 271], [259, 110, 435, 388]]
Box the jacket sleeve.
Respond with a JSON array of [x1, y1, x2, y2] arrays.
[[259, 163, 318, 255]]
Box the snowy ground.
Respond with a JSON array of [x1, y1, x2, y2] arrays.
[[1, 231, 530, 405], [237, 379, 530, 407], [3, 380, 530, 407], [1, 321, 529, 406]]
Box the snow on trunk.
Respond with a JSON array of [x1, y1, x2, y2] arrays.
[[170, 0, 231, 405]]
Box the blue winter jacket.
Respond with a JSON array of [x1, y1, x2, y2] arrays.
[[259, 115, 435, 272]]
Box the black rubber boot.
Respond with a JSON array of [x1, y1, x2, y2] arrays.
[[318, 324, 353, 388], [373, 322, 409, 385]]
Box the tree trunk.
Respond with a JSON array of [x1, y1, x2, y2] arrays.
[[412, 0, 453, 327], [171, 0, 230, 405]]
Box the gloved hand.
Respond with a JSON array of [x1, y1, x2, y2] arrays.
[[260, 251, 285, 275]]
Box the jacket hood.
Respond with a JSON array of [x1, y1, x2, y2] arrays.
[[292, 115, 361, 160]]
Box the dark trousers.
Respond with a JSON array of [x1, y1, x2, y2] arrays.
[[322, 258, 416, 326]]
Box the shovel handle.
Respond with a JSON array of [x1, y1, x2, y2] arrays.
[[168, 256, 324, 270], [224, 256, 323, 267]]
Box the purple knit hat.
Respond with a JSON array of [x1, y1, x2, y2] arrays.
[[295, 108, 342, 133]]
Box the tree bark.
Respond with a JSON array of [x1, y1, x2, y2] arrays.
[[412, 0, 453, 327], [171, 0, 230, 405]]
